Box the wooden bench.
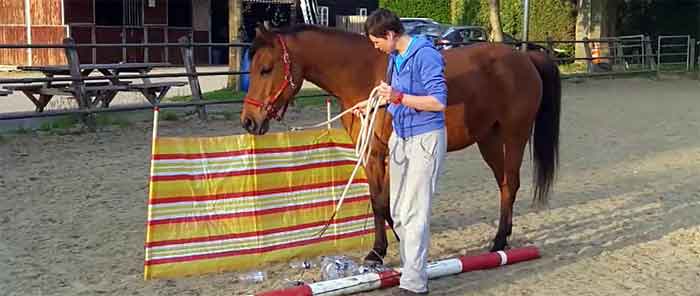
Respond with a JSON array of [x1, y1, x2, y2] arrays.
[[125, 81, 188, 106], [81, 81, 187, 107], [3, 81, 130, 111]]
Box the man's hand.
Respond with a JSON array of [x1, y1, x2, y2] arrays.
[[377, 81, 403, 104], [352, 100, 369, 117], [377, 81, 392, 101]]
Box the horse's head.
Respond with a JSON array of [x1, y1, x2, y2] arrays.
[[240, 24, 303, 135]]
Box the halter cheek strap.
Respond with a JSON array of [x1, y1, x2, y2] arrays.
[[243, 35, 296, 121]]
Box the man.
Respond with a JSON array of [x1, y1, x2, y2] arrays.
[[353, 8, 447, 295]]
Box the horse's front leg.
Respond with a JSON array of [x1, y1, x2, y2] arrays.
[[363, 152, 393, 266]]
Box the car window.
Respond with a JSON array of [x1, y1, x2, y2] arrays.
[[471, 30, 486, 40]]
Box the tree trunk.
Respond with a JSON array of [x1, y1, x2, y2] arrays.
[[575, 0, 591, 59], [488, 0, 504, 42]]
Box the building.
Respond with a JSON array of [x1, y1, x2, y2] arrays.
[[0, 0, 68, 66], [0, 0, 378, 67], [309, 0, 377, 28]]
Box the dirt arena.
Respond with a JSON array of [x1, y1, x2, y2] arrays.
[[2, 77, 699, 295]]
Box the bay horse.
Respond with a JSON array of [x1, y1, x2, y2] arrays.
[[240, 24, 560, 265]]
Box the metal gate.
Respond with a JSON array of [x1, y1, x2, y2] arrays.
[[657, 35, 693, 72]]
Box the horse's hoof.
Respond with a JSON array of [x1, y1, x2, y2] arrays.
[[363, 258, 384, 267], [363, 250, 385, 266], [490, 241, 509, 252]]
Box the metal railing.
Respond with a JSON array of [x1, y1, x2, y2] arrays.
[[0, 37, 332, 122], [657, 35, 693, 72], [2, 34, 697, 122]]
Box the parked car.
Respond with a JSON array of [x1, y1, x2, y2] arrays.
[[406, 23, 448, 44], [436, 25, 572, 62], [436, 26, 488, 49], [400, 17, 440, 34]]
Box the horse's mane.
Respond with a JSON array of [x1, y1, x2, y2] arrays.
[[250, 24, 366, 58]]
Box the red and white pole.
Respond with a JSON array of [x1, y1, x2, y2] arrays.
[[257, 247, 540, 296]]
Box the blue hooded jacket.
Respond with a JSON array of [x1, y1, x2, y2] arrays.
[[386, 37, 447, 139]]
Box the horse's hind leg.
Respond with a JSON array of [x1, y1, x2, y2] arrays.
[[363, 155, 393, 265], [477, 126, 528, 251]]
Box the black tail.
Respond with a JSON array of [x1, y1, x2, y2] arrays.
[[528, 51, 561, 208]]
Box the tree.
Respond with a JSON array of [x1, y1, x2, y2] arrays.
[[487, 0, 504, 42]]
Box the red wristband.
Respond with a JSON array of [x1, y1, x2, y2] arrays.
[[391, 91, 404, 104]]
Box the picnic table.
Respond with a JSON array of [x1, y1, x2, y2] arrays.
[[5, 63, 186, 112]]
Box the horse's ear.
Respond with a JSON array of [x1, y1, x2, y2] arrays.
[[255, 22, 274, 41]]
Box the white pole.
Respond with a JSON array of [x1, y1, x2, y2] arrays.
[[326, 98, 331, 129], [150, 107, 160, 163], [145, 106, 160, 262], [258, 247, 541, 296], [24, 0, 32, 66], [522, 0, 529, 52]]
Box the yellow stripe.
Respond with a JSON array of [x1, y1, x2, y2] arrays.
[[154, 129, 352, 155], [148, 222, 371, 258], [147, 202, 372, 242], [152, 151, 357, 174], [150, 187, 368, 219], [150, 164, 365, 199]]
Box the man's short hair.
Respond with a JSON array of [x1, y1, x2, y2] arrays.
[[364, 8, 405, 38]]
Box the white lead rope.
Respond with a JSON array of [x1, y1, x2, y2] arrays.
[[292, 87, 387, 237]]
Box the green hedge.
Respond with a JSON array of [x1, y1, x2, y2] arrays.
[[475, 0, 575, 51], [380, 0, 575, 52], [379, 0, 451, 24]]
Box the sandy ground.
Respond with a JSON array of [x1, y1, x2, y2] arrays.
[[1, 77, 700, 296]]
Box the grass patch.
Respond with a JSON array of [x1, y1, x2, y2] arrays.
[[559, 62, 587, 75], [167, 88, 244, 102], [219, 110, 239, 121], [35, 114, 133, 133], [167, 87, 332, 108], [39, 115, 80, 131], [14, 127, 32, 134], [94, 114, 132, 128], [161, 111, 180, 121]]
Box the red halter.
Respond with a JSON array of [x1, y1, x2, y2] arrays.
[[243, 35, 296, 121]]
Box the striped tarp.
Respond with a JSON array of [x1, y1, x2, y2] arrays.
[[144, 128, 375, 279]]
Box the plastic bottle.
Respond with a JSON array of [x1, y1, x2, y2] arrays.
[[238, 270, 267, 283], [320, 256, 359, 280], [289, 260, 317, 270]]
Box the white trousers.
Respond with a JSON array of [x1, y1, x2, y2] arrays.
[[389, 128, 446, 293]]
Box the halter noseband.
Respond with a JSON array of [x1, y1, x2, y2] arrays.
[[243, 35, 296, 121]]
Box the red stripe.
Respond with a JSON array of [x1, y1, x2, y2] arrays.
[[150, 178, 369, 205], [144, 228, 375, 266], [379, 270, 401, 288], [459, 253, 499, 272], [153, 142, 355, 160], [256, 285, 312, 296], [146, 213, 374, 248], [150, 160, 357, 181], [147, 195, 370, 226]]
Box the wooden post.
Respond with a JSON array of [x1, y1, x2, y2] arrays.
[[583, 37, 593, 73], [546, 35, 554, 56], [63, 37, 93, 128], [228, 0, 242, 91], [645, 36, 656, 71], [179, 36, 206, 120], [688, 37, 695, 72], [289, 0, 297, 24]]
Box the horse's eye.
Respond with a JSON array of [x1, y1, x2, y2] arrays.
[[260, 66, 272, 75]]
